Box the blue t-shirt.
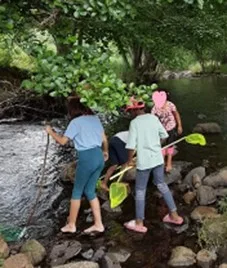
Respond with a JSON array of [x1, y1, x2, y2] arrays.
[[64, 115, 104, 151]]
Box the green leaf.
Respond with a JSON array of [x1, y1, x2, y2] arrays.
[[0, 6, 6, 12], [112, 110, 119, 116], [73, 11, 80, 18], [21, 80, 33, 89], [49, 91, 58, 97], [6, 22, 14, 30], [80, 97, 87, 103], [102, 87, 110, 94]]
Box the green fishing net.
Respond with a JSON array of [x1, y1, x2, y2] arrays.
[[0, 225, 23, 242], [185, 133, 206, 146]]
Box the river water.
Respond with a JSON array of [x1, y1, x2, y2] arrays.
[[0, 76, 227, 265], [0, 123, 70, 239], [161, 76, 227, 167]]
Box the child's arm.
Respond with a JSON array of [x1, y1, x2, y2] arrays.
[[102, 132, 109, 161], [45, 126, 69, 145], [125, 122, 137, 166], [173, 110, 183, 135], [127, 149, 135, 166]]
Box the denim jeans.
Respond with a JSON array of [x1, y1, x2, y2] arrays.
[[135, 164, 176, 220]]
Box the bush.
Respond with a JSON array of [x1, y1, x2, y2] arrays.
[[198, 213, 227, 250], [218, 196, 227, 214]]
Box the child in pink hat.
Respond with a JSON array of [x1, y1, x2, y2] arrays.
[[151, 89, 183, 172]]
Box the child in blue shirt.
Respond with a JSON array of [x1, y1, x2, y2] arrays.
[[45, 97, 108, 234]]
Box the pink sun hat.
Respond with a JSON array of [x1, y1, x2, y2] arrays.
[[125, 96, 145, 112]]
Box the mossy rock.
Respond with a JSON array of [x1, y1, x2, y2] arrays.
[[20, 239, 46, 265], [0, 258, 4, 268], [198, 213, 227, 249]]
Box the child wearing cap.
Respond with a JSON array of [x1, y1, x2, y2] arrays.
[[151, 89, 183, 172], [124, 97, 183, 233]]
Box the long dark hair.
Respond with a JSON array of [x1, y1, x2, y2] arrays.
[[67, 97, 94, 119]]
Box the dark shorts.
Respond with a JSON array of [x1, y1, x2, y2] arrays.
[[164, 128, 178, 146], [109, 137, 128, 165]]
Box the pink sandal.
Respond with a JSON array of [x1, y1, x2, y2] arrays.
[[124, 220, 148, 233], [163, 214, 183, 225]]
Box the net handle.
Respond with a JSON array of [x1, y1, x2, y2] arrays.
[[162, 136, 186, 149]]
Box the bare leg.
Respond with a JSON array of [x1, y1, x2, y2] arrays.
[[136, 219, 144, 226], [166, 147, 174, 172], [101, 165, 117, 191], [166, 154, 173, 172], [61, 199, 80, 233], [84, 197, 104, 233], [169, 211, 182, 221]]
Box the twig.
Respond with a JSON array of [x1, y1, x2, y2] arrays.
[[40, 9, 59, 27], [0, 80, 14, 90], [14, 104, 64, 116]]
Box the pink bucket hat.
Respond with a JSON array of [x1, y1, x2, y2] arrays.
[[125, 96, 145, 112]]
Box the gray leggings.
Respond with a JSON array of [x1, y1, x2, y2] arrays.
[[135, 164, 176, 220]]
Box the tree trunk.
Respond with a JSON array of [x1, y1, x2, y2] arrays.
[[132, 45, 159, 84]]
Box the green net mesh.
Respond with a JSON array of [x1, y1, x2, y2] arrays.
[[185, 133, 206, 146], [109, 182, 129, 208], [0, 225, 23, 242]]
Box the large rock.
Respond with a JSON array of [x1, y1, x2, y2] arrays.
[[101, 254, 121, 268], [0, 237, 9, 259], [107, 248, 131, 263], [215, 188, 227, 197], [196, 186, 216, 205], [168, 246, 196, 267], [192, 174, 202, 189], [172, 161, 193, 174], [203, 167, 227, 188], [50, 241, 82, 266], [81, 249, 94, 260], [164, 168, 182, 185], [101, 201, 122, 214], [52, 261, 99, 268], [162, 70, 177, 80], [91, 247, 105, 262], [183, 191, 196, 205], [179, 70, 193, 79], [196, 249, 217, 268], [193, 122, 221, 134], [183, 167, 206, 187], [3, 253, 34, 268], [20, 239, 46, 265], [190, 206, 220, 222]]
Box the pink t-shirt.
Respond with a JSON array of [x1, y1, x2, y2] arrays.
[[151, 101, 177, 131]]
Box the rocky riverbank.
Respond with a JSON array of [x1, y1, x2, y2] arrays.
[[2, 156, 227, 268]]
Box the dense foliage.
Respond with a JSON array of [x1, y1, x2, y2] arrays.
[[1, 0, 227, 112]]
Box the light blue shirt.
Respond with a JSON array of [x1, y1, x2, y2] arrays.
[[64, 115, 104, 151], [126, 114, 168, 170]]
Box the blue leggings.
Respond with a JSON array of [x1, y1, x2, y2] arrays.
[[72, 147, 104, 201], [135, 164, 177, 220]]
